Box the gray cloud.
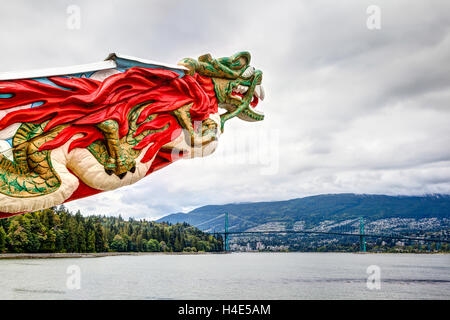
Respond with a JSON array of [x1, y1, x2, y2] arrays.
[[1, 0, 449, 219]]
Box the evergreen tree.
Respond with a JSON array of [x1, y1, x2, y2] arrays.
[[87, 230, 96, 252], [94, 224, 105, 252], [0, 226, 6, 253], [174, 235, 183, 252], [66, 218, 78, 252], [76, 223, 86, 253]]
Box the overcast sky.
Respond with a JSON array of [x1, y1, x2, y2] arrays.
[[1, 1, 449, 219]]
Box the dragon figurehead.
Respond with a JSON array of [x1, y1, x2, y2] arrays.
[[0, 52, 265, 217], [179, 51, 265, 128]]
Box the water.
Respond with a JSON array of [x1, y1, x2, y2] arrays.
[[0, 253, 449, 299]]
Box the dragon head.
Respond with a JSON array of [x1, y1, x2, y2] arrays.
[[178, 51, 265, 131]]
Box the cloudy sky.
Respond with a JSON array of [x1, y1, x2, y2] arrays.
[[1, 1, 449, 219]]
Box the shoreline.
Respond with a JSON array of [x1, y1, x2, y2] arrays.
[[0, 251, 446, 259], [0, 251, 229, 260]]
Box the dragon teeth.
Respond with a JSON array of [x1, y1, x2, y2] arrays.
[[233, 85, 249, 94], [254, 85, 265, 101], [238, 85, 248, 93]]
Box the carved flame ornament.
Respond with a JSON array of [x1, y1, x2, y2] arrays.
[[0, 52, 265, 217]]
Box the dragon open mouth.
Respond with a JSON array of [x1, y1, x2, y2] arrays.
[[231, 84, 265, 113]]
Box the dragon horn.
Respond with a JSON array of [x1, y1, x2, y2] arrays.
[[179, 53, 245, 79]]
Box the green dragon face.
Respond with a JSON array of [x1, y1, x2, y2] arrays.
[[178, 51, 265, 130]]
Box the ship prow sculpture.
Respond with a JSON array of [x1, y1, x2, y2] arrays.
[[0, 52, 265, 217]]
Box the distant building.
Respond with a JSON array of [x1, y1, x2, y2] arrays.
[[256, 242, 265, 250]]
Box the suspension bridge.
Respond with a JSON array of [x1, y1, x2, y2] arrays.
[[202, 213, 450, 252]]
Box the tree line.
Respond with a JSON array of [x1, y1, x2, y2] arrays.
[[0, 205, 223, 253]]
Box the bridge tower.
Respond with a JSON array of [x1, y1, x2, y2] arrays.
[[224, 212, 229, 251], [359, 217, 366, 252]]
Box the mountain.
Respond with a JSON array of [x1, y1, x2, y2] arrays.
[[157, 193, 450, 233]]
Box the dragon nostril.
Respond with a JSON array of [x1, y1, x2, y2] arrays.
[[118, 172, 127, 179]]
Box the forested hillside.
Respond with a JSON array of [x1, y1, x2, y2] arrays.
[[0, 206, 223, 253], [158, 194, 450, 232]]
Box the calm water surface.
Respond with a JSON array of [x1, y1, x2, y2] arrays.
[[0, 252, 449, 299]]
